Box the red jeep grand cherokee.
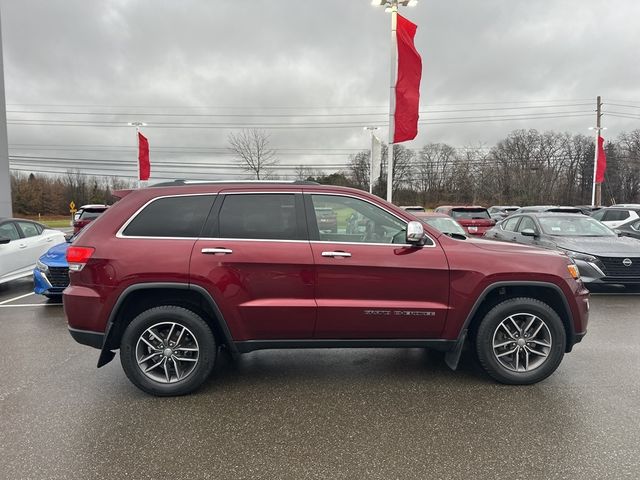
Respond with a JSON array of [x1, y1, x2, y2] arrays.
[[64, 181, 589, 396]]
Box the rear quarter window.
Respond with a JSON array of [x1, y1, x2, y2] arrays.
[[122, 195, 215, 237]]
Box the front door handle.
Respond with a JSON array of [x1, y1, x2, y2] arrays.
[[321, 251, 351, 258], [201, 248, 233, 255]]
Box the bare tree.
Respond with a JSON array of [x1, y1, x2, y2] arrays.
[[294, 165, 314, 181], [227, 129, 278, 180]]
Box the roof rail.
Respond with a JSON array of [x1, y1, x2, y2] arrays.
[[150, 179, 319, 187]]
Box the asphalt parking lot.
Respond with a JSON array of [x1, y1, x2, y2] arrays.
[[0, 279, 639, 480]]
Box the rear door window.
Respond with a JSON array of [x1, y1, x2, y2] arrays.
[[0, 222, 20, 241], [122, 195, 215, 237], [16, 221, 42, 238], [217, 194, 303, 240], [603, 210, 630, 222]]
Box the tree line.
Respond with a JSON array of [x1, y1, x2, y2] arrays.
[[10, 171, 131, 216], [9, 128, 640, 216], [299, 129, 640, 207]]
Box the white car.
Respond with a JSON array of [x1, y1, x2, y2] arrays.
[[0, 218, 66, 285], [591, 206, 640, 229]]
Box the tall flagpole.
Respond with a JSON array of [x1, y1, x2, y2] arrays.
[[386, 0, 398, 203]]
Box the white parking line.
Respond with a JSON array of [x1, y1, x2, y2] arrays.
[[0, 303, 61, 308], [0, 292, 36, 305]]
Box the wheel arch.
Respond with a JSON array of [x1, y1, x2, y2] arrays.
[[465, 282, 575, 350], [445, 281, 576, 371], [98, 282, 236, 368]]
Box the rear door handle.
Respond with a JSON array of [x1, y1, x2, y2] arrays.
[[19, 243, 27, 249], [321, 251, 351, 258], [201, 248, 233, 255]]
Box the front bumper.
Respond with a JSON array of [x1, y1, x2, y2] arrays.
[[575, 259, 640, 286], [33, 269, 65, 296]]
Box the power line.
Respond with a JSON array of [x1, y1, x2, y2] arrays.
[[5, 103, 593, 117], [6, 112, 594, 129]]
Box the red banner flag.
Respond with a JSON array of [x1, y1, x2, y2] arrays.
[[138, 132, 150, 181], [596, 135, 606, 183], [394, 14, 422, 143]]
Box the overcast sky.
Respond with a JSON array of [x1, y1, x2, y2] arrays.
[[2, 0, 639, 181]]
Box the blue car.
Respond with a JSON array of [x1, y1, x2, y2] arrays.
[[33, 240, 71, 298]]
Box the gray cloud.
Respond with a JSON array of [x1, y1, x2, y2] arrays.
[[2, 0, 638, 180]]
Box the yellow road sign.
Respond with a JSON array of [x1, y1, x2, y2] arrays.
[[69, 201, 76, 210]]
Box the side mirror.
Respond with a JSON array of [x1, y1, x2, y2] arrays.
[[0, 236, 11, 245], [521, 228, 538, 237], [614, 229, 623, 236], [406, 221, 425, 244]]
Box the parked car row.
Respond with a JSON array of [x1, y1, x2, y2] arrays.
[[401, 203, 640, 290]]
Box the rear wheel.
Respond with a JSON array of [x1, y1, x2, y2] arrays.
[[120, 306, 217, 396], [475, 297, 566, 385]]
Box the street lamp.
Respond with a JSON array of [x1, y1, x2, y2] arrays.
[[371, 0, 419, 203], [128, 122, 147, 187]]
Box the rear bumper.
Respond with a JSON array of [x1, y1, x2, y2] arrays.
[[68, 327, 104, 349]]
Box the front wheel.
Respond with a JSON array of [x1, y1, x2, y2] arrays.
[[120, 306, 217, 396], [475, 297, 566, 385]]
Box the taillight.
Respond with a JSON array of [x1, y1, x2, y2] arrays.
[[67, 246, 95, 271]]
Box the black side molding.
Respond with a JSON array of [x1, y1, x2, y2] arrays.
[[68, 327, 104, 350], [234, 339, 456, 353]]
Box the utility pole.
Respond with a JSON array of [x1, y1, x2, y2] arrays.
[[590, 96, 603, 207], [0, 10, 12, 217]]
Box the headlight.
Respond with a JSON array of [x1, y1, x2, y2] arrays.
[[36, 259, 49, 273], [562, 250, 596, 263]]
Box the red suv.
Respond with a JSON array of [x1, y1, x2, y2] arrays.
[[72, 204, 109, 234], [65, 182, 589, 396], [434, 206, 496, 236]]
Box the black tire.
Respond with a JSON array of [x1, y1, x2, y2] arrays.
[[475, 297, 566, 385], [120, 306, 217, 396]]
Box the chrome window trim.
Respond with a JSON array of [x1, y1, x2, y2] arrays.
[[199, 237, 308, 244], [116, 193, 217, 239], [311, 240, 425, 248], [116, 190, 437, 248], [306, 192, 436, 248]]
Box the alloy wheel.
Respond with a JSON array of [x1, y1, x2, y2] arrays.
[[492, 313, 552, 372], [135, 322, 200, 384]]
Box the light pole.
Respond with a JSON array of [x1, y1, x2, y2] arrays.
[[589, 96, 604, 207], [128, 122, 147, 187], [371, 0, 418, 203], [364, 126, 379, 193], [0, 9, 12, 217]]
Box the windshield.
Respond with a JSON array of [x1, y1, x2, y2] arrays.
[[423, 217, 466, 236], [451, 208, 490, 220], [538, 216, 615, 236]]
